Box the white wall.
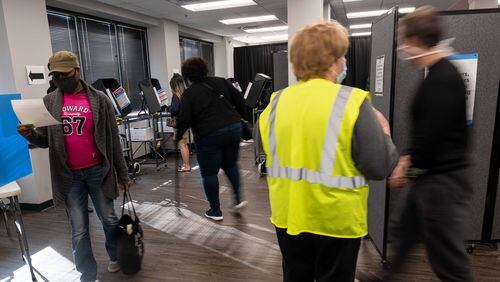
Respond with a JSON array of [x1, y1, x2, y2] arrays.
[[0, 5, 15, 94], [287, 0, 324, 85], [214, 37, 235, 78], [0, 0, 54, 205], [148, 20, 181, 90]]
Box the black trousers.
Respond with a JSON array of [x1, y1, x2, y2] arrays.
[[275, 227, 361, 282], [388, 169, 475, 281]]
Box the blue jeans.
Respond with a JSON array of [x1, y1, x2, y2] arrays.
[[195, 122, 242, 210], [66, 164, 119, 282]]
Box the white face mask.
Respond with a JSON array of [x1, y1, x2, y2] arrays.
[[336, 58, 347, 84], [398, 38, 456, 61]]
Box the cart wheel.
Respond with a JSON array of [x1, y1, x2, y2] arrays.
[[258, 162, 267, 176], [382, 260, 391, 270], [467, 247, 474, 254], [133, 162, 141, 174]]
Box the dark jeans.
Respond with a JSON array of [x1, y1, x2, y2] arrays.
[[387, 169, 475, 282], [195, 122, 242, 210], [276, 227, 361, 282], [66, 164, 119, 282]]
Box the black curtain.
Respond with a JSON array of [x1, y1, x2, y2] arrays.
[[234, 43, 288, 92], [234, 38, 371, 92], [344, 36, 371, 91]]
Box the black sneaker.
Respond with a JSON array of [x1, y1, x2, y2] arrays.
[[205, 209, 223, 221]]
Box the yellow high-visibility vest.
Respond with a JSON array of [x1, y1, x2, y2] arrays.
[[259, 78, 370, 238]]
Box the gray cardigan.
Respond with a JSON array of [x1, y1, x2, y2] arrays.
[[26, 81, 129, 205]]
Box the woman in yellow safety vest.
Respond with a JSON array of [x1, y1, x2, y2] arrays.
[[259, 21, 399, 282]]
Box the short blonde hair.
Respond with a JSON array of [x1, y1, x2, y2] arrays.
[[290, 21, 349, 81]]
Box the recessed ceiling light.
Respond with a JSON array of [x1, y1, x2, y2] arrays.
[[346, 7, 415, 19], [351, 31, 371, 37], [234, 34, 288, 44], [262, 34, 288, 40], [182, 0, 256, 12], [244, 25, 288, 33], [346, 9, 386, 19], [350, 23, 372, 29], [220, 15, 278, 25]]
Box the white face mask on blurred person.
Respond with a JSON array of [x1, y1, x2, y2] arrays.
[[398, 38, 455, 61]]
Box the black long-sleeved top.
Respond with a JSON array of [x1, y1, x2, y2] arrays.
[[409, 58, 469, 172], [176, 77, 246, 142]]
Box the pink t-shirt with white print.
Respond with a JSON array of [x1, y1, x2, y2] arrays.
[[62, 93, 103, 170]]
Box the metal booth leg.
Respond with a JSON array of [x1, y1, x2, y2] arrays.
[[10, 196, 37, 281], [0, 200, 11, 237]]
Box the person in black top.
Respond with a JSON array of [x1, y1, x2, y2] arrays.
[[379, 6, 475, 282], [175, 57, 247, 221]]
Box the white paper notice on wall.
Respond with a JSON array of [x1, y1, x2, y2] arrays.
[[448, 53, 478, 125], [26, 65, 46, 85], [375, 55, 385, 96]]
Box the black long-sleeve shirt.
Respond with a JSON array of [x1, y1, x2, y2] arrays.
[[176, 77, 246, 142], [409, 58, 469, 172]]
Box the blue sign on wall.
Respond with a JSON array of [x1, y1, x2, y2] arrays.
[[0, 94, 32, 188]]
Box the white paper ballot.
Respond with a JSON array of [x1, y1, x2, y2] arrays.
[[11, 99, 60, 127]]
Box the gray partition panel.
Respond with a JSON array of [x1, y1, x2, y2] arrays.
[[440, 12, 500, 240], [476, 10, 500, 240], [495, 161, 500, 239], [393, 11, 500, 241], [273, 51, 288, 91], [367, 9, 397, 258]]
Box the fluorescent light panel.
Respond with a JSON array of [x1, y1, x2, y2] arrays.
[[182, 0, 256, 12], [234, 34, 288, 44], [350, 23, 372, 29], [346, 9, 386, 19], [346, 7, 415, 19], [244, 25, 288, 33], [262, 34, 288, 40], [351, 31, 372, 37], [220, 15, 278, 25]]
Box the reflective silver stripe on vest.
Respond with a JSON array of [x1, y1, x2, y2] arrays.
[[267, 86, 367, 189], [268, 89, 284, 166], [267, 166, 367, 189], [320, 86, 352, 174]]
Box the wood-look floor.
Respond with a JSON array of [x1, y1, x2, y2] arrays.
[[1, 144, 500, 281]]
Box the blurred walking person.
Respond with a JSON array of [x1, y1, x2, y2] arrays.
[[382, 6, 475, 282], [175, 57, 247, 221], [259, 21, 398, 281]]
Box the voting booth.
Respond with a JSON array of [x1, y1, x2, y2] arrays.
[[368, 8, 500, 260], [0, 94, 32, 186], [92, 78, 133, 118]]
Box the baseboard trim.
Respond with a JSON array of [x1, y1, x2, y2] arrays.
[[20, 199, 54, 211]]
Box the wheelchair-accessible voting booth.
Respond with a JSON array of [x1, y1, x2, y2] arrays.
[[367, 7, 500, 261]]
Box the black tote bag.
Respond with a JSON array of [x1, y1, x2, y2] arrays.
[[116, 190, 144, 275]]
